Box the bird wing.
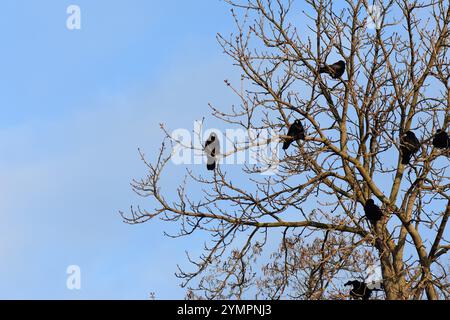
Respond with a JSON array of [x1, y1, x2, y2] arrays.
[[298, 122, 305, 138], [411, 135, 420, 148], [205, 138, 213, 148], [205, 137, 220, 157], [401, 134, 419, 151], [286, 125, 295, 138]]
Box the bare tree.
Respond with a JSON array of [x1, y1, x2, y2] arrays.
[[121, 0, 450, 300]]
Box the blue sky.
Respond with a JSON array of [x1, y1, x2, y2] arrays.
[[0, 0, 240, 299]]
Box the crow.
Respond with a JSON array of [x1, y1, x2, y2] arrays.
[[319, 60, 346, 79], [433, 129, 450, 149], [400, 130, 420, 165], [364, 199, 383, 224], [205, 133, 220, 170], [344, 280, 372, 300], [283, 119, 305, 150]]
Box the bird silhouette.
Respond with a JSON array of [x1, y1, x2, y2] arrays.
[[344, 280, 372, 300], [283, 119, 305, 150], [400, 130, 420, 165], [364, 199, 383, 224], [205, 133, 220, 170], [319, 60, 346, 79], [433, 129, 450, 149]]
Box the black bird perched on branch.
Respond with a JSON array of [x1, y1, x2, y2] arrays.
[[400, 130, 420, 164], [364, 199, 383, 224], [205, 133, 220, 171], [283, 119, 305, 150], [344, 280, 372, 300], [319, 60, 346, 79], [433, 129, 450, 149]]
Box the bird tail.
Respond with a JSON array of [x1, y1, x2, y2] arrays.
[[401, 152, 411, 165], [282, 139, 292, 150], [207, 162, 216, 171]]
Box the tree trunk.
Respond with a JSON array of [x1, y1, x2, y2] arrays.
[[380, 256, 407, 299]]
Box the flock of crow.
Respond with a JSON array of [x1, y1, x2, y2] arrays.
[[205, 59, 449, 170], [202, 59, 450, 299]]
